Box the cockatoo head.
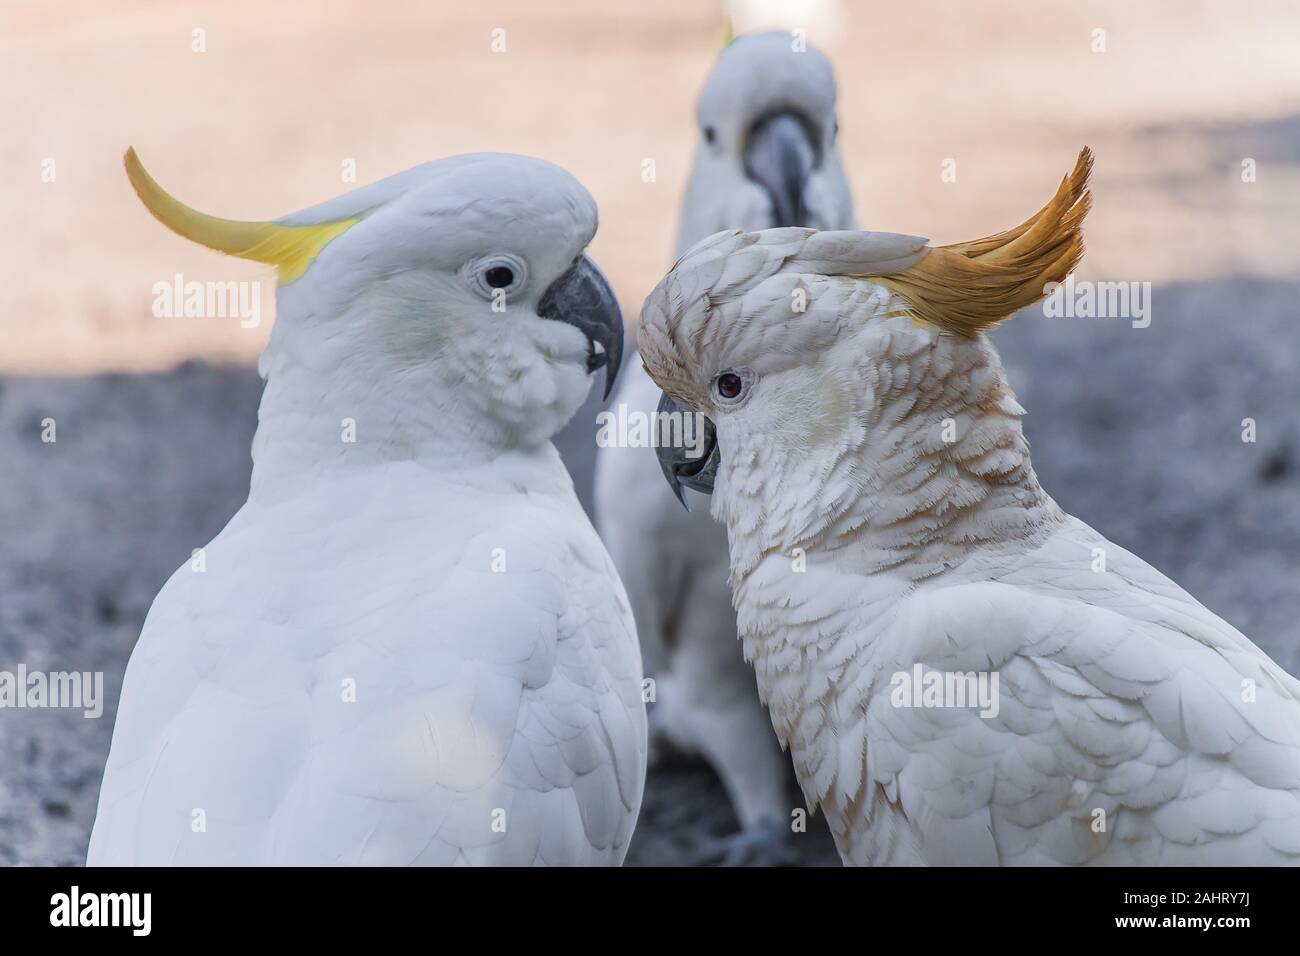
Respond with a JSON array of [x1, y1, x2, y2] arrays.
[[677, 31, 854, 253], [642, 150, 1092, 518], [125, 150, 622, 448]]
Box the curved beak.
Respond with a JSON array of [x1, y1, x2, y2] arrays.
[[655, 391, 718, 510], [743, 110, 818, 228], [537, 255, 624, 400]]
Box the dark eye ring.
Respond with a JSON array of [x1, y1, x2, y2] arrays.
[[703, 126, 717, 145], [716, 372, 744, 400], [485, 266, 515, 289]]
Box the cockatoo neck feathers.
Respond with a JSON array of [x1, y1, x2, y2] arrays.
[[875, 147, 1093, 337]]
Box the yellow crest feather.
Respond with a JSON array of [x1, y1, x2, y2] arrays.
[[124, 148, 356, 284], [875, 147, 1093, 337]]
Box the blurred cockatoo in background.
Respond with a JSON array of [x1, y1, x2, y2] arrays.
[[594, 31, 854, 862], [641, 150, 1300, 865], [88, 150, 646, 865]]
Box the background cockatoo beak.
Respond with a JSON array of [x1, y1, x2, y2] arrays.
[[537, 255, 624, 399], [742, 110, 818, 228], [655, 391, 718, 509]]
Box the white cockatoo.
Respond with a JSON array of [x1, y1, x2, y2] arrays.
[[640, 149, 1300, 865], [88, 150, 647, 866], [594, 31, 854, 861]]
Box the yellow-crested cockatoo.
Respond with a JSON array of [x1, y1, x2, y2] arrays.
[[87, 150, 646, 865], [594, 31, 854, 862], [640, 149, 1300, 865]]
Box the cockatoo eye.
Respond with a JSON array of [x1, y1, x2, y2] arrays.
[[485, 266, 514, 288], [464, 254, 527, 300], [703, 126, 717, 145], [714, 370, 751, 403]]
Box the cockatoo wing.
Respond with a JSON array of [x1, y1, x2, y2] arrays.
[[89, 465, 645, 866], [812, 517, 1300, 865]]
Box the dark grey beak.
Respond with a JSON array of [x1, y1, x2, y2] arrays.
[[743, 110, 818, 227], [537, 255, 624, 400], [655, 391, 718, 510]]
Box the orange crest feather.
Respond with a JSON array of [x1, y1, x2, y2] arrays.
[[875, 148, 1093, 336]]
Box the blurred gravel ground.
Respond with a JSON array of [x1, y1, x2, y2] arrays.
[[1, 276, 1298, 866]]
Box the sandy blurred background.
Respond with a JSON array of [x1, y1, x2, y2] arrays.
[[5, 0, 1300, 371], [2, 0, 1300, 865]]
